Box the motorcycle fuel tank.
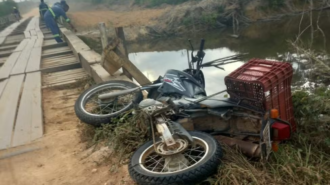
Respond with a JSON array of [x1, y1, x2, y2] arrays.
[[158, 69, 206, 98]]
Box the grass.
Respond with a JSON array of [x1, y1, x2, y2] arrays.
[[79, 86, 330, 184], [79, 110, 150, 164]]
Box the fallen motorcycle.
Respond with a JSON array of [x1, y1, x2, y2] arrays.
[[75, 39, 295, 185]]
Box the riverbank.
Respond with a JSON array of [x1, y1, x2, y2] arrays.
[[68, 0, 330, 42]]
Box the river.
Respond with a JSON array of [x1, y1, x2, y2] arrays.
[[127, 10, 330, 94]]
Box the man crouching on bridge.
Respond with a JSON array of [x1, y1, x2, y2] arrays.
[[44, 1, 70, 43]]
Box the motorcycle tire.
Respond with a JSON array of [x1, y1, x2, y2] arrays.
[[129, 131, 222, 185], [74, 80, 143, 126]]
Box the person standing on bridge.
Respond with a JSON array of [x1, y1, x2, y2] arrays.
[[13, 7, 21, 22], [43, 1, 70, 43], [39, 0, 49, 20]]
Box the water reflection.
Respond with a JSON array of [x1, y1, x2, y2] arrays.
[[129, 48, 244, 94], [128, 10, 330, 92]]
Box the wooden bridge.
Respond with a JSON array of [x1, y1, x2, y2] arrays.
[[0, 16, 142, 151]]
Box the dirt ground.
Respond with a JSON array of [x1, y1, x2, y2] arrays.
[[0, 85, 133, 185], [22, 8, 39, 18], [68, 8, 167, 29]]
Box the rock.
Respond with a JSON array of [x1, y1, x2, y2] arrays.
[[91, 169, 98, 173]]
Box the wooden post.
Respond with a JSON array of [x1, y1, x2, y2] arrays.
[[99, 22, 108, 66], [115, 27, 133, 80]]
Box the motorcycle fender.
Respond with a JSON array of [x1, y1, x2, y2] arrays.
[[168, 121, 194, 144]]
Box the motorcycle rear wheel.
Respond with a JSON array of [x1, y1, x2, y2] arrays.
[[74, 80, 143, 126], [129, 131, 222, 185]]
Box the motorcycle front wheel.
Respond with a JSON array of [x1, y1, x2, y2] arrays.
[[74, 80, 143, 126], [129, 131, 222, 185]]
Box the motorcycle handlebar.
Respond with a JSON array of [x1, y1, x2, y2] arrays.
[[199, 39, 205, 52]]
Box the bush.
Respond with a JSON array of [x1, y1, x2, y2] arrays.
[[267, 0, 285, 9], [80, 110, 150, 163], [0, 0, 17, 17], [135, 0, 191, 7]]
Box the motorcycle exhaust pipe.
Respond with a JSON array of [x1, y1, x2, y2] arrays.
[[213, 135, 261, 158], [98, 87, 140, 100]]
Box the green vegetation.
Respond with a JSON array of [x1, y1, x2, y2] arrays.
[[0, 0, 17, 17], [267, 0, 285, 8], [135, 0, 191, 7], [68, 0, 191, 6], [79, 110, 150, 163]]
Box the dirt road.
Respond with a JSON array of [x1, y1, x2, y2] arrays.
[[0, 85, 133, 185], [22, 8, 39, 18]]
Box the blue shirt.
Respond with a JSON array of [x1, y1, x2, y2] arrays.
[[39, 2, 49, 11], [48, 5, 69, 22]]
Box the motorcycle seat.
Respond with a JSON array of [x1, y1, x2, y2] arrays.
[[176, 97, 236, 108], [197, 98, 236, 108]]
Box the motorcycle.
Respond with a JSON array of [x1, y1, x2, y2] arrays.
[[74, 39, 293, 185]]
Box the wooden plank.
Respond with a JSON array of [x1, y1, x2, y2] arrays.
[[11, 38, 36, 75], [11, 49, 32, 75], [0, 45, 17, 51], [115, 27, 133, 80], [0, 57, 8, 65], [25, 18, 36, 31], [43, 68, 85, 76], [0, 50, 12, 58], [42, 50, 72, 58], [0, 19, 26, 38], [42, 54, 74, 61], [26, 48, 42, 73], [36, 30, 44, 39], [35, 17, 40, 29], [0, 74, 25, 150], [0, 79, 8, 97], [0, 37, 5, 45], [24, 31, 31, 39], [30, 30, 37, 37], [34, 38, 43, 48], [105, 51, 151, 85], [12, 72, 43, 147], [42, 47, 71, 54], [0, 52, 20, 80], [14, 39, 29, 52]]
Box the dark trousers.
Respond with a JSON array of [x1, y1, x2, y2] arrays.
[[44, 12, 63, 43]]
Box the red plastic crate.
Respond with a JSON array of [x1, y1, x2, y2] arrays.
[[225, 59, 296, 132]]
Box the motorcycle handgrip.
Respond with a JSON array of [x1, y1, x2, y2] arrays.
[[199, 39, 205, 52]]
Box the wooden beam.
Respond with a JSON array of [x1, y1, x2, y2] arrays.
[[104, 50, 151, 85], [12, 72, 43, 147], [99, 22, 108, 67], [34, 38, 43, 48], [0, 52, 20, 80], [11, 38, 36, 75], [24, 31, 31, 39], [115, 27, 133, 80], [14, 39, 29, 52], [0, 74, 25, 150], [26, 47, 42, 73], [0, 79, 8, 97]]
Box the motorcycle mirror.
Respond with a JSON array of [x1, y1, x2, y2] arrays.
[[188, 39, 194, 61]]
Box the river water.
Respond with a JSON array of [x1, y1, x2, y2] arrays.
[[127, 11, 330, 94]]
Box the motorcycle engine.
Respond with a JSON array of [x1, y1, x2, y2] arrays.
[[139, 99, 165, 115]]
